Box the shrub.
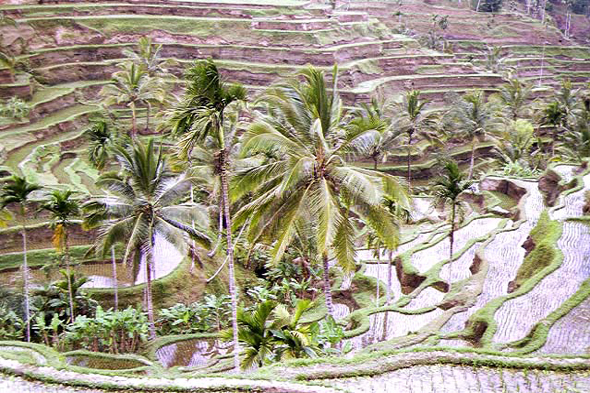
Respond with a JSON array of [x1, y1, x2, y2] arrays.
[[64, 306, 149, 354]]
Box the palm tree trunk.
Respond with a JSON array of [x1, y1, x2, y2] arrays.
[[375, 248, 380, 306], [145, 101, 151, 133], [373, 158, 378, 171], [322, 253, 334, 317], [407, 132, 412, 193], [64, 226, 75, 322], [21, 222, 31, 343], [449, 203, 456, 284], [220, 148, 240, 371], [386, 250, 393, 304], [468, 138, 476, 180], [146, 230, 156, 340], [111, 246, 118, 311], [131, 102, 137, 137]]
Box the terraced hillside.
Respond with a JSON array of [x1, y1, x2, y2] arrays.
[[1, 1, 590, 392]]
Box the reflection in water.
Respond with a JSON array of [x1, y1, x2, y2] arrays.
[[156, 339, 232, 369]]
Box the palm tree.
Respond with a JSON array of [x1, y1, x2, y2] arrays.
[[348, 99, 400, 170], [167, 59, 246, 370], [234, 66, 408, 318], [0, 175, 41, 342], [493, 119, 536, 166], [560, 108, 590, 162], [40, 189, 80, 323], [223, 299, 319, 369], [123, 36, 177, 79], [390, 90, 438, 191], [540, 101, 566, 157], [496, 79, 533, 120], [100, 61, 166, 136], [431, 160, 472, 282], [445, 90, 500, 180], [83, 139, 210, 339], [85, 120, 117, 170]]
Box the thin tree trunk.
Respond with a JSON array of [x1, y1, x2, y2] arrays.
[[386, 250, 393, 304], [375, 247, 380, 306], [145, 101, 151, 132], [64, 227, 75, 322], [322, 253, 334, 317], [475, 0, 481, 11], [407, 131, 412, 193], [131, 102, 137, 137], [449, 203, 456, 284], [468, 138, 476, 180], [220, 148, 240, 371], [111, 246, 118, 311], [207, 199, 224, 258], [146, 230, 156, 340], [373, 158, 378, 171], [21, 221, 31, 343]]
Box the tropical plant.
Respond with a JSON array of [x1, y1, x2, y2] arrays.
[[123, 36, 177, 79], [494, 79, 533, 120], [33, 311, 62, 347], [540, 101, 566, 156], [235, 66, 408, 318], [390, 90, 439, 191], [0, 97, 30, 121], [473, 0, 502, 12], [168, 58, 246, 370], [222, 299, 320, 369], [40, 189, 80, 323], [445, 90, 500, 180], [560, 109, 590, 162], [348, 99, 399, 170], [493, 119, 537, 172], [483, 46, 509, 74], [0, 305, 24, 340], [100, 61, 167, 136], [65, 306, 148, 353], [85, 119, 118, 170], [431, 160, 472, 282], [0, 175, 41, 342], [83, 139, 210, 339]]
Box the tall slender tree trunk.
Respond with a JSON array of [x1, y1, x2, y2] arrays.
[[375, 248, 380, 306], [146, 229, 156, 340], [468, 138, 476, 180], [373, 157, 378, 171], [475, 0, 482, 12], [449, 203, 456, 284], [111, 246, 118, 311], [322, 253, 335, 317], [21, 221, 31, 343], [145, 101, 151, 132], [131, 102, 137, 137], [64, 227, 75, 322], [219, 148, 240, 371], [386, 250, 393, 304], [407, 131, 413, 193]]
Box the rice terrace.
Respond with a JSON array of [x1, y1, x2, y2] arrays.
[[0, 0, 590, 391]]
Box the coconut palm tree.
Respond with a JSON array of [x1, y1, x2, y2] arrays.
[[40, 189, 80, 323], [540, 101, 566, 157], [559, 107, 590, 162], [493, 119, 537, 171], [445, 90, 500, 180], [167, 58, 246, 370], [348, 99, 400, 170], [85, 120, 117, 170], [0, 175, 41, 342], [234, 66, 408, 318], [123, 36, 177, 79], [390, 90, 439, 191], [431, 160, 472, 282], [495, 78, 533, 120], [83, 139, 210, 339], [100, 61, 166, 136]]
